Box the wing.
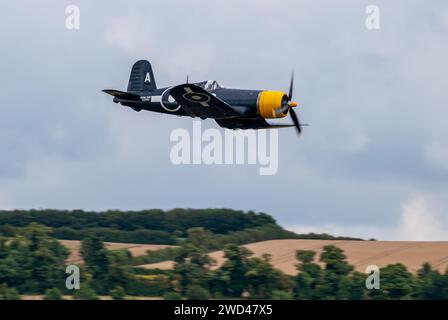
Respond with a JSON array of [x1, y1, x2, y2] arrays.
[[216, 118, 297, 130], [169, 84, 240, 119]]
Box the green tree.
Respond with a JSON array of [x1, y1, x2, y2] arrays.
[[0, 284, 21, 300], [185, 284, 210, 300], [44, 288, 63, 300], [296, 272, 314, 299], [417, 263, 448, 299], [0, 240, 28, 289], [295, 250, 322, 299], [163, 291, 183, 300], [0, 223, 68, 294], [317, 246, 353, 299], [271, 290, 293, 300], [186, 227, 213, 249], [245, 254, 293, 299], [73, 284, 100, 300], [336, 275, 351, 299], [375, 263, 415, 299], [172, 243, 215, 295], [348, 271, 367, 300], [107, 249, 134, 291], [320, 245, 353, 276], [80, 234, 110, 294], [27, 224, 70, 292], [110, 286, 126, 300], [296, 250, 315, 264], [219, 245, 252, 297]]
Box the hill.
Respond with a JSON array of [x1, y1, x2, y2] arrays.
[[140, 239, 448, 274], [0, 209, 360, 249]]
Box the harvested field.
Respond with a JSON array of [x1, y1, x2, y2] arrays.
[[139, 239, 448, 274], [59, 240, 174, 264]]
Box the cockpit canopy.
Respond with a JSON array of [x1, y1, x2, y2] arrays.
[[196, 80, 222, 91]]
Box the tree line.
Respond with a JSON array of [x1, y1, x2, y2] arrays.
[[0, 223, 447, 300], [0, 209, 361, 246]]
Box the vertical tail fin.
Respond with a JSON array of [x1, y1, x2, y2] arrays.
[[127, 60, 157, 93]]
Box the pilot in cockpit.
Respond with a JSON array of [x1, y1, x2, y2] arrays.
[[197, 80, 222, 91]]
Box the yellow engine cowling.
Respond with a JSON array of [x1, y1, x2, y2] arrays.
[[257, 91, 289, 119]]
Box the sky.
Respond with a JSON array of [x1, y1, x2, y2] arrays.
[[0, 0, 447, 240]]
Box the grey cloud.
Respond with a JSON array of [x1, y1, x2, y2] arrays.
[[0, 0, 447, 239]]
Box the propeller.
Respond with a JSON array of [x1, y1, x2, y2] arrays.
[[288, 70, 294, 101], [289, 108, 302, 134], [285, 71, 302, 135]]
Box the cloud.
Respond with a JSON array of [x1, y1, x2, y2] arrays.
[[0, 1, 447, 240], [425, 142, 448, 173], [288, 194, 448, 240], [104, 9, 156, 58], [396, 195, 447, 241], [103, 5, 217, 81]]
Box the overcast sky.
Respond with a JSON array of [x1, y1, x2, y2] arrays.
[[1, 0, 447, 240]]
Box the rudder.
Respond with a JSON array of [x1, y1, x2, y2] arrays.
[[127, 60, 157, 93]]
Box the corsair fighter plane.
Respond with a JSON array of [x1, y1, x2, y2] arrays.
[[103, 60, 304, 134]]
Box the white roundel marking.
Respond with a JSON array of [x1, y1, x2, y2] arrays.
[[160, 87, 181, 112]]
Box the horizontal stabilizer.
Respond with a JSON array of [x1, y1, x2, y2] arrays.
[[102, 89, 141, 101]]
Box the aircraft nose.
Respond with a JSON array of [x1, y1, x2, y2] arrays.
[[289, 101, 298, 107]]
